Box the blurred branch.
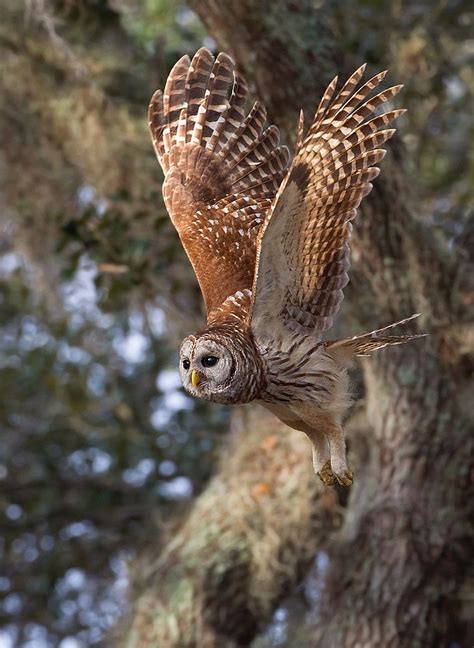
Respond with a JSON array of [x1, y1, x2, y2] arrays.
[[25, 0, 89, 77], [191, 0, 340, 139]]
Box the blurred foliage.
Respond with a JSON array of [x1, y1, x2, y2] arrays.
[[0, 0, 227, 645], [332, 0, 473, 238], [116, 0, 210, 53], [0, 254, 228, 645], [0, 0, 472, 645]]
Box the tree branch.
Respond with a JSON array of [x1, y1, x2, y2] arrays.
[[192, 0, 340, 138], [121, 409, 341, 647]]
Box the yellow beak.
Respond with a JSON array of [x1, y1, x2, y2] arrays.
[[191, 370, 201, 388]]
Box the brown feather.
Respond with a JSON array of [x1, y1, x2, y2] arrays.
[[250, 65, 405, 339], [148, 49, 290, 316], [326, 315, 426, 357]]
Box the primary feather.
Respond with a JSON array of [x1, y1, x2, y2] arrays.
[[148, 48, 290, 316], [249, 66, 406, 339]]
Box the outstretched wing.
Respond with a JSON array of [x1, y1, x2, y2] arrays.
[[249, 65, 405, 339], [148, 48, 290, 318]]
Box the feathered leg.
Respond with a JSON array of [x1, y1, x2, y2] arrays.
[[287, 404, 353, 486], [264, 408, 335, 485], [296, 425, 339, 487], [326, 425, 353, 486], [261, 402, 353, 486], [312, 411, 353, 486], [308, 430, 334, 485]]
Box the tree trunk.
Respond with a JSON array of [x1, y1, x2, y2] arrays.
[[120, 408, 342, 647], [123, 1, 474, 646]]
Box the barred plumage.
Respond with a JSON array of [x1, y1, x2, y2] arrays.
[[149, 48, 289, 314], [149, 49, 424, 486]]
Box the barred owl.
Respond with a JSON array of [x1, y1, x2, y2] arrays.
[[148, 48, 422, 486]]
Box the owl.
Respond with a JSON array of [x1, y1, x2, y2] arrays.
[[148, 48, 422, 486]]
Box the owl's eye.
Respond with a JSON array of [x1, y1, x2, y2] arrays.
[[182, 358, 190, 370], [201, 355, 219, 368]]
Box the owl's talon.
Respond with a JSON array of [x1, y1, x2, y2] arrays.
[[334, 469, 354, 487], [317, 460, 336, 487]]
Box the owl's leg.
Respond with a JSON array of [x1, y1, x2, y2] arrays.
[[275, 413, 335, 486], [304, 430, 335, 486], [295, 406, 353, 487], [323, 417, 353, 487]]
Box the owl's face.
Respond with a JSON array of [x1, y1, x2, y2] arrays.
[[179, 334, 236, 404]]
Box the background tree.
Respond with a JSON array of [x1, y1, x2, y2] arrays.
[[0, 1, 472, 647]]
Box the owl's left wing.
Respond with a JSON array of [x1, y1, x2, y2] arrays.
[[249, 65, 405, 339], [149, 48, 290, 319]]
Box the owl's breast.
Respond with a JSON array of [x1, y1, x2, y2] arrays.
[[259, 335, 344, 406]]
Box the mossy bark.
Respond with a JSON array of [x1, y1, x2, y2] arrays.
[[121, 408, 341, 647]]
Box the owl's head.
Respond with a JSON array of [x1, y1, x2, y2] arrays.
[[179, 327, 264, 405]]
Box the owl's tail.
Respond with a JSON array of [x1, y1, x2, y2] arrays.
[[326, 314, 426, 358]]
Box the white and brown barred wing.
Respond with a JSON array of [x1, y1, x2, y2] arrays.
[[249, 65, 405, 338], [148, 48, 290, 318]]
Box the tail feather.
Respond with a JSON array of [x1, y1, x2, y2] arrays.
[[327, 314, 426, 357]]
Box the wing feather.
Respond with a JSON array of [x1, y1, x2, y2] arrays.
[[249, 66, 404, 339], [312, 75, 338, 125], [322, 64, 367, 120], [149, 48, 290, 317]]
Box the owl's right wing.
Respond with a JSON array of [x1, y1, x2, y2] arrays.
[[249, 65, 405, 340], [149, 48, 289, 319]]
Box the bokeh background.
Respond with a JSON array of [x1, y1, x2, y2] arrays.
[[0, 1, 472, 647]]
